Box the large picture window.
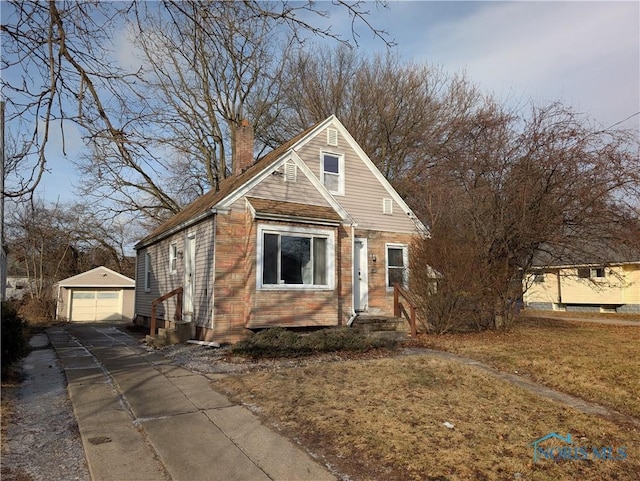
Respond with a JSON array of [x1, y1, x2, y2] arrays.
[[386, 244, 408, 289], [258, 225, 334, 289]]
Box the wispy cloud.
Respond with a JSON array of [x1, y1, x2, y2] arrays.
[[366, 1, 639, 129]]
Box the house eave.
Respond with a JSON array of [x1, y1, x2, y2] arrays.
[[56, 283, 135, 288], [253, 212, 343, 226], [134, 209, 216, 250]]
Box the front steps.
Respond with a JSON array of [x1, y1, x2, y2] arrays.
[[351, 314, 409, 341], [145, 321, 194, 348]]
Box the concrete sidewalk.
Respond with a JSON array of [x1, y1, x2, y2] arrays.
[[48, 324, 335, 481]]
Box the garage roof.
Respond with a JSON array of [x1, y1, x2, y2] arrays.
[[56, 266, 135, 288]]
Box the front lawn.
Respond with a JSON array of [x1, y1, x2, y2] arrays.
[[417, 317, 640, 419], [214, 319, 640, 480]]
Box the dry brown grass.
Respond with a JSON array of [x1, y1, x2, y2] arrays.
[[417, 317, 640, 419], [217, 353, 639, 480]]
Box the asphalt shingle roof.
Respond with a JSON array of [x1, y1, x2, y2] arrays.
[[136, 122, 320, 248]]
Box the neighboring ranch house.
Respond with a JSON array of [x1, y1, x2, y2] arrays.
[[55, 266, 136, 322], [134, 116, 424, 343], [523, 260, 640, 313]]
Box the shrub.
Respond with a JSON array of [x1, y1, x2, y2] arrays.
[[232, 327, 397, 358], [1, 301, 30, 380], [17, 296, 57, 324]]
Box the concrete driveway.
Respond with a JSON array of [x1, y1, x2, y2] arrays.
[[48, 323, 335, 481]]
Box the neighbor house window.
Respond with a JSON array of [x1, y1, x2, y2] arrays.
[[144, 252, 152, 291], [258, 225, 334, 289], [321, 152, 344, 195], [169, 243, 178, 274], [386, 244, 408, 289], [577, 267, 605, 279]]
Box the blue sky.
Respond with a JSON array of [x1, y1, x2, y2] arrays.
[[23, 1, 640, 203], [350, 1, 639, 128]]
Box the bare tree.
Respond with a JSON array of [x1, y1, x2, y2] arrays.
[[5, 198, 134, 319], [2, 1, 392, 223], [273, 45, 487, 189], [411, 102, 640, 332]]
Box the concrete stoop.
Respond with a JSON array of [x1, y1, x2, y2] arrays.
[[352, 314, 409, 341], [145, 321, 194, 348]]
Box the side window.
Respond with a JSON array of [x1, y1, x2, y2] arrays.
[[321, 152, 344, 195], [386, 244, 408, 289], [144, 252, 152, 291], [169, 243, 178, 274]]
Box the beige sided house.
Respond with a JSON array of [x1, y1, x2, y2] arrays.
[[55, 266, 136, 322], [134, 116, 424, 343], [523, 260, 640, 314]]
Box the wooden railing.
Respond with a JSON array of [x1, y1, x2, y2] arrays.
[[150, 287, 183, 337], [393, 283, 418, 337]]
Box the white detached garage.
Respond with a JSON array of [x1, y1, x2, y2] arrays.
[[55, 266, 135, 322]]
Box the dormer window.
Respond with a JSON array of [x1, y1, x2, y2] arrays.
[[321, 152, 344, 195]]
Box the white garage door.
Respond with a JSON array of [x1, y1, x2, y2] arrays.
[[70, 289, 123, 322]]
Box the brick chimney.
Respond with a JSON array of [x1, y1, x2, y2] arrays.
[[233, 119, 254, 176]]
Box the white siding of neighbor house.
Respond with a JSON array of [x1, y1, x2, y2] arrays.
[[623, 264, 640, 304], [296, 126, 418, 234], [135, 216, 215, 328], [524, 271, 560, 305]]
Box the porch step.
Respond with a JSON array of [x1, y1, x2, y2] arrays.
[[146, 321, 194, 348], [352, 314, 409, 341]]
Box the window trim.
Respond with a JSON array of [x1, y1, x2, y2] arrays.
[[385, 243, 408, 291], [257, 224, 335, 290], [169, 242, 178, 275], [320, 151, 345, 196]]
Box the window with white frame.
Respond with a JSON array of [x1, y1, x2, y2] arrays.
[[386, 244, 408, 289], [321, 152, 344, 195], [144, 252, 152, 291], [169, 243, 178, 274], [258, 225, 334, 289]]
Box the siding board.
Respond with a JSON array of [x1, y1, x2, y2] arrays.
[[297, 128, 418, 233]]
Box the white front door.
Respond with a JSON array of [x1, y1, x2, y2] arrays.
[[183, 234, 196, 322], [353, 238, 368, 311]]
